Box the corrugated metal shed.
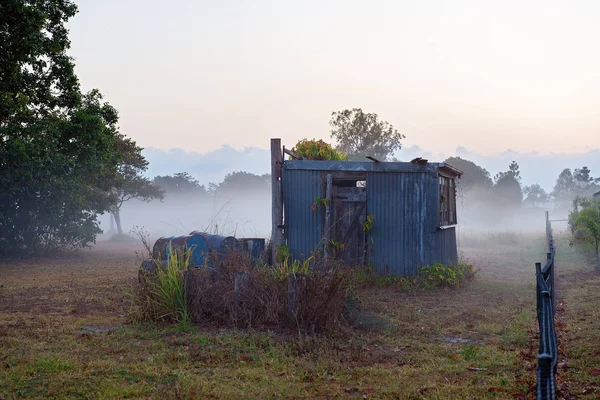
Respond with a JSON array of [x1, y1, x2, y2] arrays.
[[281, 160, 461, 276]]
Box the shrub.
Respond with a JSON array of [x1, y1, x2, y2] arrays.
[[418, 262, 476, 289], [139, 247, 357, 332], [356, 261, 476, 290], [292, 139, 348, 161]]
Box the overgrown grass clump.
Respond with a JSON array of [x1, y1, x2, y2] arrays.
[[135, 247, 191, 323], [358, 261, 477, 290]]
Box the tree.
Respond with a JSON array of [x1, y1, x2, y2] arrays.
[[108, 134, 164, 236], [523, 184, 549, 207], [493, 160, 521, 183], [493, 162, 523, 208], [552, 167, 600, 209], [211, 172, 270, 194], [154, 172, 207, 197], [551, 168, 575, 209], [444, 157, 493, 192], [329, 108, 405, 161], [0, 2, 125, 254], [570, 199, 600, 269]]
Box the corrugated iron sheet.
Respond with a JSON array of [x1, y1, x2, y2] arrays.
[[366, 171, 438, 276], [282, 168, 324, 260], [435, 227, 458, 266]]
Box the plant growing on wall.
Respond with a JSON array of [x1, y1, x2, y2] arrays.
[[292, 139, 348, 161], [363, 215, 375, 233]]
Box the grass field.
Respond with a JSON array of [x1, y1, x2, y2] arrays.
[[0, 231, 598, 399]]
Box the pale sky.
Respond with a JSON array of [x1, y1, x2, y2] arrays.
[[68, 0, 600, 156]]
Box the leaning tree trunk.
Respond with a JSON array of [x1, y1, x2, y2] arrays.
[[113, 208, 124, 236]]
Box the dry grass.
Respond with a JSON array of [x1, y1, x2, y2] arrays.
[[0, 232, 597, 398]]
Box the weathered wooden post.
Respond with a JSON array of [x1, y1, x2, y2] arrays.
[[323, 174, 333, 269], [287, 273, 307, 326], [271, 138, 284, 265]]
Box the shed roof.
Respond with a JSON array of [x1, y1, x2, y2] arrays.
[[594, 190, 600, 199], [283, 160, 462, 177]]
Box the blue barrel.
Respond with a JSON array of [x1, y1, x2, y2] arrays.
[[152, 236, 174, 260], [189, 232, 239, 257], [239, 238, 266, 260], [165, 235, 211, 267]]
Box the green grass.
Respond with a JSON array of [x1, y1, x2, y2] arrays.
[[1, 233, 597, 398]]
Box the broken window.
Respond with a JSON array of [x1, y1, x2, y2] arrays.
[[439, 175, 457, 226]]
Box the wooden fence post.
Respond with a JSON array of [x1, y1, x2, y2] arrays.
[[271, 138, 284, 265], [323, 174, 333, 269], [287, 273, 307, 326]]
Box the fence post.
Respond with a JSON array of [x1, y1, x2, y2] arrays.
[[535, 262, 542, 319], [547, 252, 555, 311]]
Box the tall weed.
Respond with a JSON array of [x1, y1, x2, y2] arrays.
[[135, 246, 191, 323]]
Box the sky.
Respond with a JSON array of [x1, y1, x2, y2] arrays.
[[66, 0, 600, 186]]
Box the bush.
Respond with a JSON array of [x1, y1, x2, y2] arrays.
[[137, 248, 357, 332], [356, 262, 477, 290], [292, 139, 348, 161], [418, 262, 476, 289]]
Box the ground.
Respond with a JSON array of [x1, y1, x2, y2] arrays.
[[0, 232, 599, 399]]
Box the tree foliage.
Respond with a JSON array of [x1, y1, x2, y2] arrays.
[[210, 171, 271, 194], [492, 162, 523, 208], [154, 173, 207, 197], [523, 184, 549, 207], [444, 157, 492, 192], [552, 167, 600, 209], [329, 108, 404, 161]]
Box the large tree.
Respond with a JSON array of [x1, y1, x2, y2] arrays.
[[0, 0, 135, 253], [329, 108, 404, 161]]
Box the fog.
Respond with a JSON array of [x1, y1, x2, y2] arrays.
[[96, 184, 568, 244], [98, 191, 272, 240]]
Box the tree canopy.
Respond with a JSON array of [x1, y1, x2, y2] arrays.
[[492, 162, 523, 208], [154, 173, 207, 197], [329, 108, 404, 161], [552, 167, 600, 209]]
